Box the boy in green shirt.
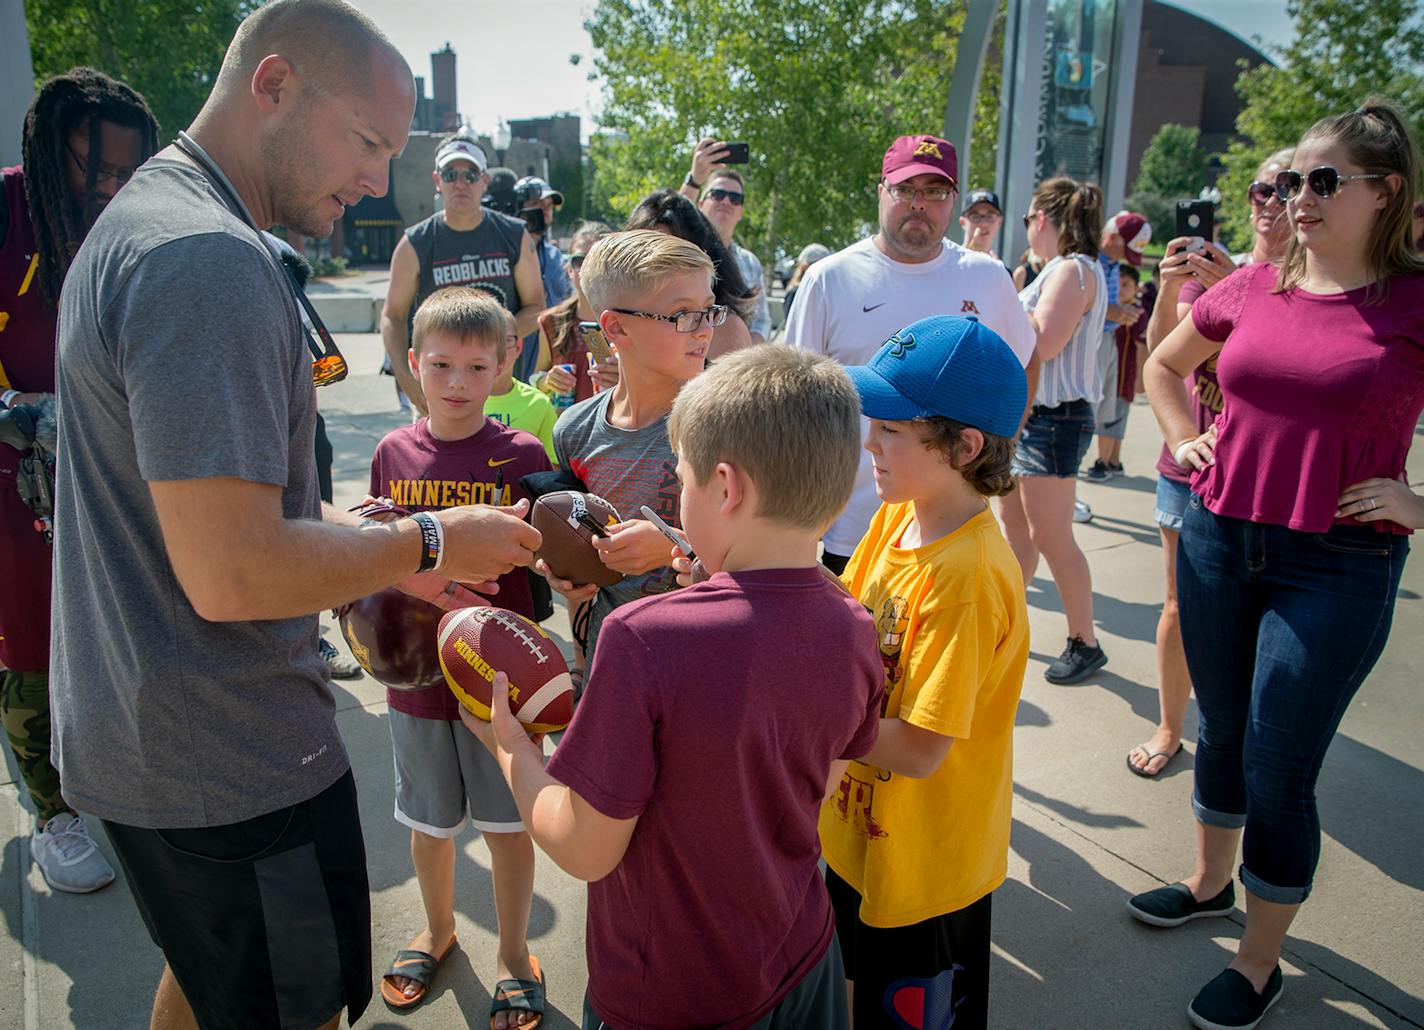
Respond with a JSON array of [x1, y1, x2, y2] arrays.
[[483, 309, 558, 463]]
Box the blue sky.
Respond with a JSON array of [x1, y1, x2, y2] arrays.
[[350, 1, 1296, 141]]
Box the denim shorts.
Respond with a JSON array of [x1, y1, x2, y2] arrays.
[[1153, 474, 1192, 532], [1011, 399, 1094, 478]]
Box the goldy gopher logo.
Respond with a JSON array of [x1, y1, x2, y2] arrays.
[[913, 141, 944, 160]]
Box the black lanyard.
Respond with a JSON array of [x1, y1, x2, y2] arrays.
[[172, 132, 348, 385]]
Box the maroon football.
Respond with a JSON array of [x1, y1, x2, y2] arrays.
[[336, 588, 447, 690], [438, 607, 574, 732], [531, 491, 624, 588]]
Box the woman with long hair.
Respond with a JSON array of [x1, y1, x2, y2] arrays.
[[1127, 147, 1294, 778], [533, 220, 615, 408], [997, 176, 1109, 684], [624, 189, 755, 359], [1139, 99, 1424, 1030]]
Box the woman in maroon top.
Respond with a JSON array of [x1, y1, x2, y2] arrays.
[[1139, 100, 1424, 1030], [1128, 147, 1293, 779]]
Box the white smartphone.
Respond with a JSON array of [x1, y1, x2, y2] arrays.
[[639, 504, 694, 559]]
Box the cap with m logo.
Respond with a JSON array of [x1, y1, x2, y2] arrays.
[[882, 134, 958, 189]]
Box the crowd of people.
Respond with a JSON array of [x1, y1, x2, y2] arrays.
[[2, 1, 1423, 1029]]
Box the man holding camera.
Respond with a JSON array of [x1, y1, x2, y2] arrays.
[[381, 136, 546, 414], [679, 139, 771, 340], [513, 175, 571, 381]]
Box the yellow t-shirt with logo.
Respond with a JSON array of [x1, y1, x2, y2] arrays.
[[819, 502, 1029, 927]]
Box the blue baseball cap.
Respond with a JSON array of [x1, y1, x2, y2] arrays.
[[845, 315, 1027, 438]]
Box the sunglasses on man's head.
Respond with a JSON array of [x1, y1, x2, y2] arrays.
[[705, 187, 744, 206], [1247, 181, 1276, 205], [1274, 166, 1386, 202], [440, 168, 481, 184]]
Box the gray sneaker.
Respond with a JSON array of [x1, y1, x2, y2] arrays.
[[32, 813, 115, 893], [1073, 500, 1094, 523]]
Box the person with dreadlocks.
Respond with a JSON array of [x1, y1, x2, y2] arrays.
[[0, 66, 156, 895]]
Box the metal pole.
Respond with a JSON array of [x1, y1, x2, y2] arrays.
[[0, 0, 36, 167], [941, 0, 1000, 243]]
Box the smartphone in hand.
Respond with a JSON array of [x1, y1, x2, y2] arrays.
[[721, 142, 750, 165], [577, 321, 613, 363]]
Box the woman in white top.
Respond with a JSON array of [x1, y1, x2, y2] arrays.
[[998, 177, 1110, 684]]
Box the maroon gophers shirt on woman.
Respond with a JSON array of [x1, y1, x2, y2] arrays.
[[546, 568, 883, 1030], [368, 416, 550, 719]]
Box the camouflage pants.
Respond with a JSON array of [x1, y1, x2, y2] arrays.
[[0, 669, 68, 823]]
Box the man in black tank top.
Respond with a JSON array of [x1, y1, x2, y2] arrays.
[[380, 136, 545, 413]]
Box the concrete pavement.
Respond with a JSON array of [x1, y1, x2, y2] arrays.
[[2, 331, 1420, 1029]]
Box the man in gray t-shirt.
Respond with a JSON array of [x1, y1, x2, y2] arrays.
[[50, 6, 541, 1029]]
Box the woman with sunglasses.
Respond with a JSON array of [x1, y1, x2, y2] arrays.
[[997, 176, 1110, 684], [1140, 99, 1424, 1030], [1125, 148, 1293, 780]]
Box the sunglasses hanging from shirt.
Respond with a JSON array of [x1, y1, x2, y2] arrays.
[[173, 131, 349, 387]]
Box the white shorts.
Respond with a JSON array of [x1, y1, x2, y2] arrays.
[[388, 708, 525, 836]]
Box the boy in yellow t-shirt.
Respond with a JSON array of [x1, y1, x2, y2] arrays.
[[821, 314, 1030, 1030], [483, 308, 558, 463]]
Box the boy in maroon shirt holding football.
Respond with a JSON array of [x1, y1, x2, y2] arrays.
[[369, 286, 551, 1026], [467, 343, 885, 1029]]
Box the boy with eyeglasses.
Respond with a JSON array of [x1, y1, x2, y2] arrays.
[[381, 134, 547, 416], [680, 142, 771, 340], [540, 229, 717, 665]]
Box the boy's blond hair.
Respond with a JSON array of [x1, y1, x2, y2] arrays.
[[669, 345, 861, 531], [411, 286, 510, 360], [580, 229, 714, 315]]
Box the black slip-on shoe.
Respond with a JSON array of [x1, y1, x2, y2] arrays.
[[1127, 881, 1236, 927], [1188, 966, 1283, 1030], [1044, 636, 1108, 684]]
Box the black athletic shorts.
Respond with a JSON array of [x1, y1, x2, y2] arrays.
[[826, 866, 993, 1030], [103, 770, 372, 1030]]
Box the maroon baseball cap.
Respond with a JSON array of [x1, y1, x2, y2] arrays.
[[1105, 211, 1152, 266], [882, 135, 959, 188]]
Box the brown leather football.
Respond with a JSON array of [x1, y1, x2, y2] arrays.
[[336, 588, 447, 690], [531, 491, 624, 588]]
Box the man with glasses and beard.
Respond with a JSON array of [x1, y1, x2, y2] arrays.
[[381, 136, 546, 414], [783, 134, 1035, 574], [680, 140, 771, 340], [1, 67, 157, 897], [49, 3, 540, 1027]]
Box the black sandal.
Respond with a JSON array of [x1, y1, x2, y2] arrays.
[[380, 936, 458, 1010], [490, 954, 546, 1029]]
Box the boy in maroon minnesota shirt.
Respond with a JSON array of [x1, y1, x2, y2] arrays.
[[368, 287, 552, 1024], [467, 344, 885, 1030]]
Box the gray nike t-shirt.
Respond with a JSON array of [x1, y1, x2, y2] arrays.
[[553, 392, 683, 660], [50, 150, 345, 828]]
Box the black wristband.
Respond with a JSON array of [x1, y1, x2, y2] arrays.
[[410, 511, 443, 573], [683, 173, 701, 190]]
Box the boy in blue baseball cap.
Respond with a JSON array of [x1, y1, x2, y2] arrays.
[[819, 314, 1031, 1029]]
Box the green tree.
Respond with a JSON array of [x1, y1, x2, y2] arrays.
[[1126, 123, 1210, 245], [1215, 0, 1424, 250], [25, 0, 257, 137], [584, 0, 1002, 262]]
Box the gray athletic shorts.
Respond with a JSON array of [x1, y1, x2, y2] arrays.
[[388, 708, 524, 836]]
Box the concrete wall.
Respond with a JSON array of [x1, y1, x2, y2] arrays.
[[0, 0, 35, 167]]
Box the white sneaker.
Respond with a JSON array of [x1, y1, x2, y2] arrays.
[[32, 812, 115, 893], [1073, 500, 1094, 523]]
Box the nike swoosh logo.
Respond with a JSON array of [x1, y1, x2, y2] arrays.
[[862, 303, 885, 312], [488, 457, 517, 467], [392, 958, 427, 969], [498, 987, 533, 999]]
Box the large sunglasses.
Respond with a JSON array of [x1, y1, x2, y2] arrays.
[[286, 270, 349, 387], [705, 187, 744, 206], [440, 167, 482, 184], [609, 305, 729, 333], [1247, 181, 1276, 205], [1274, 166, 1386, 202]]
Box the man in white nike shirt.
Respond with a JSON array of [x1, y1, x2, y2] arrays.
[[784, 134, 1035, 572]]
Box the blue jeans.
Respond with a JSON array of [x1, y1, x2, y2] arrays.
[[1011, 399, 1094, 478], [1176, 496, 1408, 903]]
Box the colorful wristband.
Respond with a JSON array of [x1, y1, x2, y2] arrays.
[[410, 511, 445, 573]]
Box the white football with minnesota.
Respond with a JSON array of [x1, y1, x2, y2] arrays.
[[437, 607, 574, 733]]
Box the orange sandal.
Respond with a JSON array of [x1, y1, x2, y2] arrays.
[[489, 954, 546, 1029], [380, 935, 458, 1011]]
